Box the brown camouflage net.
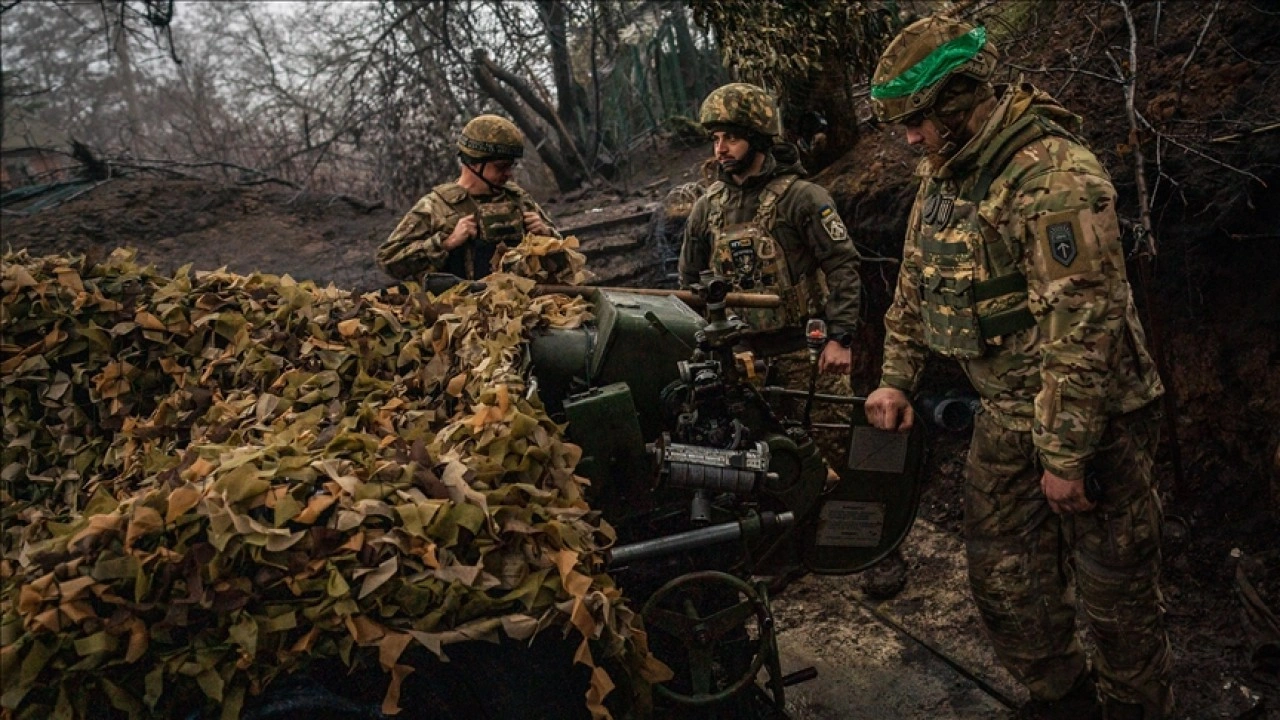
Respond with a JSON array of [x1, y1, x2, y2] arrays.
[[0, 248, 669, 719], [496, 233, 594, 285]]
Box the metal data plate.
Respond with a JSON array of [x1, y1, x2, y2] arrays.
[[814, 501, 886, 548]]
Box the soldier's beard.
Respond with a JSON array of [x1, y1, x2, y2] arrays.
[[718, 147, 757, 175], [913, 115, 970, 160]]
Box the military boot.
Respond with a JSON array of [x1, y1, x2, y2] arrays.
[[1013, 675, 1102, 720], [859, 548, 908, 600]]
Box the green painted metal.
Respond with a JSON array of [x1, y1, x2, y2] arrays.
[[562, 382, 649, 510], [530, 290, 703, 441], [588, 290, 704, 440], [525, 326, 592, 417]]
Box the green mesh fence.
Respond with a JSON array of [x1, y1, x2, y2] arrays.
[[590, 14, 726, 155]]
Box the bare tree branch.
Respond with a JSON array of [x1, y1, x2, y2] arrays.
[[1135, 109, 1267, 186], [1108, 0, 1158, 257], [1006, 61, 1122, 85], [1209, 121, 1280, 143], [471, 48, 583, 190]]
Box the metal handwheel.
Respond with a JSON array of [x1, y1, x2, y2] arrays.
[[640, 570, 774, 707]]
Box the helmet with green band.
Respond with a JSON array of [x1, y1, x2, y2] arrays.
[[870, 18, 997, 124], [458, 115, 525, 161]]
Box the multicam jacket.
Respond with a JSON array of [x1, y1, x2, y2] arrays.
[[879, 82, 1164, 480], [679, 151, 862, 344], [378, 182, 558, 281]]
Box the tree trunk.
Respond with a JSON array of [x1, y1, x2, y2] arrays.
[[475, 50, 588, 171], [669, 4, 702, 113], [111, 7, 142, 156], [471, 49, 584, 191], [396, 1, 468, 119], [537, 0, 586, 142]]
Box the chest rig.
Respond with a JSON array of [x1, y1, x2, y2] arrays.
[[706, 175, 824, 333], [918, 114, 1075, 358], [434, 182, 525, 279]]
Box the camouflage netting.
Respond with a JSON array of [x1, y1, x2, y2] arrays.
[[495, 233, 594, 286], [0, 247, 669, 719]]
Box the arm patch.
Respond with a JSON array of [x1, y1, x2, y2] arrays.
[[1035, 209, 1092, 280], [819, 204, 849, 243], [1047, 221, 1076, 266]]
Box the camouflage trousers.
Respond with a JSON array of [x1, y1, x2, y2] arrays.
[[964, 403, 1173, 717]]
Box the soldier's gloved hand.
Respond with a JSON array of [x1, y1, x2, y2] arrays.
[[818, 340, 852, 376], [865, 387, 914, 432], [445, 214, 478, 250], [523, 211, 552, 236], [1040, 470, 1096, 515]]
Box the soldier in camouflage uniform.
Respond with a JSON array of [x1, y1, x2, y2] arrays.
[[378, 115, 559, 282], [679, 83, 862, 375], [864, 17, 1171, 720]]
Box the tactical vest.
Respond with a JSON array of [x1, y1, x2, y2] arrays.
[[918, 114, 1076, 358], [433, 182, 525, 279], [706, 175, 825, 333]]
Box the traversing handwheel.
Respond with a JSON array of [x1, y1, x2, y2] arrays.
[[640, 570, 774, 707]]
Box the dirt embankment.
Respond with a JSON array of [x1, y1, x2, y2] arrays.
[[2, 179, 398, 291], [0, 143, 711, 293]]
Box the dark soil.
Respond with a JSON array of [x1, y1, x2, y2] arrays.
[[1, 179, 398, 292]]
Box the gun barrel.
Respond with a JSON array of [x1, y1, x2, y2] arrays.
[[607, 511, 794, 566], [418, 273, 780, 309], [533, 284, 781, 309]]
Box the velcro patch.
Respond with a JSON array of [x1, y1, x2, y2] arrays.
[[1035, 209, 1092, 280], [819, 205, 849, 243], [1047, 222, 1077, 267]]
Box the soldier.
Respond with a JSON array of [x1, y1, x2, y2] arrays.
[[678, 82, 862, 375], [678, 84, 901, 594], [378, 114, 559, 282], [864, 16, 1171, 720]]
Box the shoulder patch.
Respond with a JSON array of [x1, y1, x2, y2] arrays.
[[1047, 221, 1076, 267], [1034, 209, 1093, 281], [819, 205, 849, 243]]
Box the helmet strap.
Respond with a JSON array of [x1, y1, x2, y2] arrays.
[[925, 107, 963, 157], [463, 159, 507, 194]]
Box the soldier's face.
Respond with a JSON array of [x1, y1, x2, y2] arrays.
[[480, 159, 516, 185], [711, 130, 752, 173], [904, 115, 945, 154]]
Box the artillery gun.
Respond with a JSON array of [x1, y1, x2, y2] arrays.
[[235, 273, 928, 720]]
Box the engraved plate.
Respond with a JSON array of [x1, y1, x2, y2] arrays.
[[814, 500, 885, 547], [847, 426, 910, 474]]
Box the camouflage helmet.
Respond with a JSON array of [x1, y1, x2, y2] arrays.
[[698, 83, 782, 138], [458, 114, 525, 160], [870, 17, 998, 124]]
